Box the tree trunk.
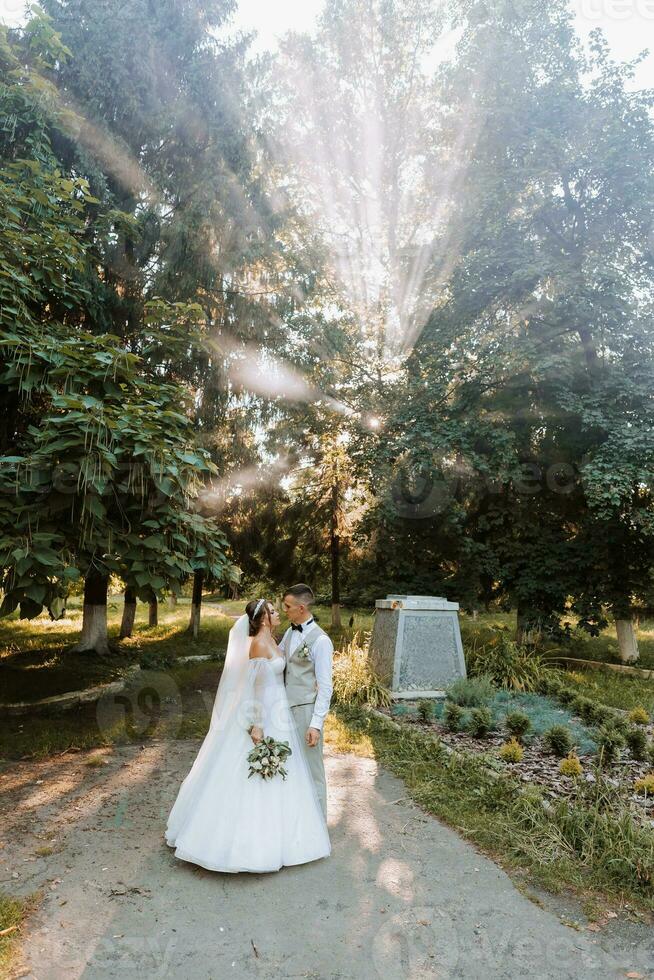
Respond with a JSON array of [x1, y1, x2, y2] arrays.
[[148, 597, 158, 627], [167, 594, 177, 609], [330, 482, 341, 629], [70, 571, 110, 655], [189, 570, 203, 639], [616, 618, 639, 663], [120, 586, 136, 639]]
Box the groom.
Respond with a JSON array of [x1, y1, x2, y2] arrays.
[[281, 584, 333, 820]]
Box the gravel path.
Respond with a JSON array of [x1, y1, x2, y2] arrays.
[[1, 740, 651, 979]]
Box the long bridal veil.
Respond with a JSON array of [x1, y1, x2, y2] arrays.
[[209, 613, 251, 732], [165, 614, 255, 841]]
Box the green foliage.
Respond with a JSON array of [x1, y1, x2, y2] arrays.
[[445, 674, 495, 706], [559, 753, 583, 778], [443, 701, 465, 732], [468, 706, 494, 738], [417, 698, 434, 723], [634, 774, 654, 796], [466, 633, 550, 691], [504, 710, 531, 742], [594, 725, 626, 766], [338, 706, 654, 908], [624, 727, 648, 762], [499, 738, 524, 763], [629, 706, 651, 726], [543, 725, 574, 758]]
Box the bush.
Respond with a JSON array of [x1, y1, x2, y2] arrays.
[[544, 725, 574, 757], [504, 710, 531, 742], [634, 774, 654, 796], [443, 701, 465, 732], [628, 706, 650, 726], [417, 699, 434, 722], [332, 634, 391, 707], [445, 675, 495, 707], [468, 706, 494, 738], [466, 632, 551, 691], [559, 752, 583, 778], [499, 738, 524, 763], [594, 725, 625, 766], [624, 727, 648, 761]]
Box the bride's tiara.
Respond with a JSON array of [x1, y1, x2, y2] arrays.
[[252, 598, 266, 618]]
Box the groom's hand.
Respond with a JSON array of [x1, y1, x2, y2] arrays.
[[306, 727, 320, 747]]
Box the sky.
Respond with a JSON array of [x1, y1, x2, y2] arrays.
[[0, 0, 652, 84]]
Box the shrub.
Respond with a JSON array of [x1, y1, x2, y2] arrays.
[[499, 738, 524, 763], [624, 726, 648, 761], [628, 706, 650, 726], [445, 675, 495, 707], [594, 725, 625, 766], [466, 632, 550, 691], [332, 633, 391, 707], [559, 752, 583, 778], [468, 706, 494, 738], [417, 699, 434, 723], [504, 710, 531, 742], [544, 725, 574, 757], [634, 774, 654, 796], [443, 701, 465, 732]]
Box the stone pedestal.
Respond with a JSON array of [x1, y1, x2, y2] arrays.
[[369, 595, 466, 698]]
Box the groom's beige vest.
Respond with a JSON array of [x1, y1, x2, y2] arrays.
[[282, 622, 327, 708]]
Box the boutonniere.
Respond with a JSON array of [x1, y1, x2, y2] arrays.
[[295, 640, 311, 660]]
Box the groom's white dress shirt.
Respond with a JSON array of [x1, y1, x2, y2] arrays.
[[285, 619, 334, 731]]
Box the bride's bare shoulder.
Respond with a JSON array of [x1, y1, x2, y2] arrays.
[[249, 634, 272, 660]]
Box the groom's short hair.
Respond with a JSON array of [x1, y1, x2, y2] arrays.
[[284, 583, 314, 607]]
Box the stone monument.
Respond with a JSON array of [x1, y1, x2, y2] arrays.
[[369, 595, 466, 698]]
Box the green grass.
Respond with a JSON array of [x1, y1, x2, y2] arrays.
[[0, 598, 233, 703], [460, 613, 654, 669], [0, 657, 224, 760], [0, 890, 35, 977], [328, 705, 654, 914], [562, 668, 654, 716]]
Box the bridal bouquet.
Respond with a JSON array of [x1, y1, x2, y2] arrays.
[[247, 737, 292, 781]]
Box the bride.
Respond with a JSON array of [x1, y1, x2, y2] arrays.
[[165, 598, 331, 873]]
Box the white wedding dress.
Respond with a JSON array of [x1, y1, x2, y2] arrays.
[[165, 616, 331, 873]]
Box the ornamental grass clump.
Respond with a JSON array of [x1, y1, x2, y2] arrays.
[[629, 706, 650, 726], [417, 698, 434, 723], [466, 632, 549, 691], [445, 675, 495, 707], [332, 633, 391, 707], [544, 724, 574, 757], [443, 701, 465, 732], [504, 710, 531, 743], [594, 725, 625, 766], [634, 774, 654, 796], [499, 738, 524, 763], [559, 752, 583, 778], [468, 706, 494, 738], [624, 726, 648, 762]]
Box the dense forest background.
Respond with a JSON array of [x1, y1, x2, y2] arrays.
[[1, 0, 653, 658]]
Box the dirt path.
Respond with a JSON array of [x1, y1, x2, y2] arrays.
[[1, 740, 651, 979]]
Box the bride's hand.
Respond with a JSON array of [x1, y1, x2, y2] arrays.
[[249, 725, 264, 744]]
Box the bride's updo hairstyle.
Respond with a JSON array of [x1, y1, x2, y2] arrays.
[[245, 598, 270, 636]]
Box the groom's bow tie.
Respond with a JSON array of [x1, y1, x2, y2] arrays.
[[291, 619, 314, 632]]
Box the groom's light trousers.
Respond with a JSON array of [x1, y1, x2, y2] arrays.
[[290, 703, 327, 820]]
